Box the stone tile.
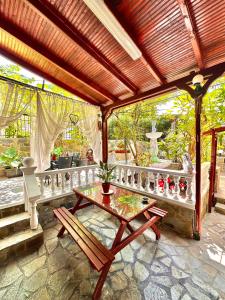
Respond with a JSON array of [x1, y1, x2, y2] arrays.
[[45, 237, 58, 254], [151, 275, 173, 287], [121, 244, 134, 263], [124, 264, 133, 277], [47, 247, 68, 273], [119, 287, 142, 300], [31, 287, 51, 300], [160, 257, 172, 267], [151, 261, 169, 274], [110, 271, 128, 291], [130, 235, 145, 250], [0, 261, 22, 288], [144, 282, 169, 299], [48, 268, 70, 295], [170, 284, 184, 300], [213, 272, 225, 293], [134, 261, 149, 282], [110, 262, 125, 273], [22, 255, 46, 277], [136, 243, 156, 263], [171, 266, 189, 279], [23, 268, 48, 292], [184, 282, 211, 300], [1, 276, 23, 299]]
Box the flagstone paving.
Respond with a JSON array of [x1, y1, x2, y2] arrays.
[[0, 206, 225, 299]]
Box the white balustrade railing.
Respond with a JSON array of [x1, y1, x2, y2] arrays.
[[111, 164, 195, 207], [35, 165, 98, 202]]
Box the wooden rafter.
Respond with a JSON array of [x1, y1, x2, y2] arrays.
[[26, 0, 138, 94], [0, 47, 100, 106], [0, 18, 118, 103], [106, 61, 225, 111], [177, 0, 204, 70], [105, 0, 165, 85]]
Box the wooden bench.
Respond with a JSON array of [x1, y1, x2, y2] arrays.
[[53, 207, 115, 300], [147, 206, 168, 239]]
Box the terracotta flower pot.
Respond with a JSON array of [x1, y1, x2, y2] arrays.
[[102, 182, 110, 193]]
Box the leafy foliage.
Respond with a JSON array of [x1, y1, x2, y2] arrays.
[[97, 161, 116, 183], [0, 147, 22, 169]]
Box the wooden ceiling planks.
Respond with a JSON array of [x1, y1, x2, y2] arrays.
[[0, 0, 225, 107]]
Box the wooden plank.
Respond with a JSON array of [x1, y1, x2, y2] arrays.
[[57, 208, 110, 265], [61, 207, 114, 261], [54, 209, 104, 271], [148, 206, 167, 217]]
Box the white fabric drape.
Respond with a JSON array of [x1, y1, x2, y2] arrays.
[[79, 105, 102, 163], [0, 80, 34, 129], [31, 92, 74, 172]]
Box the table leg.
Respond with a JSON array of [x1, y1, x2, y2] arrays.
[[111, 220, 127, 250], [143, 211, 161, 240], [126, 223, 134, 233], [57, 196, 83, 237]]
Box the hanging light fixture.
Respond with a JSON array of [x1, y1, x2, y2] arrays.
[[192, 74, 204, 93]]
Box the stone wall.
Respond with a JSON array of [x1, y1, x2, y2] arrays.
[[156, 200, 194, 238]]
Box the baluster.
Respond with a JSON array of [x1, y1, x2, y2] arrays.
[[70, 171, 73, 190], [92, 168, 95, 183], [145, 172, 150, 192], [131, 169, 135, 187], [119, 167, 123, 185], [154, 173, 158, 194], [61, 172, 65, 192], [163, 174, 169, 196], [137, 171, 141, 189], [39, 176, 44, 196], [85, 169, 89, 185], [124, 168, 128, 186], [186, 176, 193, 202], [50, 174, 55, 194], [77, 170, 81, 186], [173, 175, 179, 200]]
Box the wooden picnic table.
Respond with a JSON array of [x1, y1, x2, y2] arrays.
[[54, 182, 167, 299]]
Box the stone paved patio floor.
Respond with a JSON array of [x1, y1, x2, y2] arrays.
[[0, 206, 225, 299]]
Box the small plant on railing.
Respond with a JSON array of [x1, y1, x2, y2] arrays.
[[97, 161, 116, 193]]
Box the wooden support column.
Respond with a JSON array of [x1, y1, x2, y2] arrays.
[[194, 94, 203, 238], [208, 130, 217, 211], [101, 108, 112, 163]]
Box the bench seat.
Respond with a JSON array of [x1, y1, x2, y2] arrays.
[[53, 207, 114, 272], [148, 206, 168, 218]]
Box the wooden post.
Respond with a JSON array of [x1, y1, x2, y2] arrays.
[[208, 130, 217, 211], [194, 94, 203, 239], [102, 116, 108, 163], [101, 108, 112, 163]]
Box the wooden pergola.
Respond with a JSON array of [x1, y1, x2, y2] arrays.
[[1, 0, 225, 239]]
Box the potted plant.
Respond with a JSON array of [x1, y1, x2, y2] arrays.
[[97, 161, 116, 193], [0, 147, 22, 178], [51, 146, 63, 160]]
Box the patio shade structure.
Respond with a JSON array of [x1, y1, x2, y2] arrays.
[[1, 0, 225, 239]]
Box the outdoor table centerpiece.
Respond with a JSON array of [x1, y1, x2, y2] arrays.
[[97, 161, 116, 194]]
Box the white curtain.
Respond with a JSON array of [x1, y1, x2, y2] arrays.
[[31, 92, 74, 172], [0, 80, 34, 129], [79, 105, 102, 163]]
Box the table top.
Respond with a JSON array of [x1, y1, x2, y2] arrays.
[[73, 182, 156, 222]]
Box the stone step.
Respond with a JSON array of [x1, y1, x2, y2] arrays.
[[0, 212, 30, 238], [215, 192, 225, 204], [0, 225, 43, 265], [215, 203, 225, 215], [0, 204, 25, 219]]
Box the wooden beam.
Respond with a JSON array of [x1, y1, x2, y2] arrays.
[[105, 0, 165, 84], [0, 18, 117, 103], [106, 61, 225, 111], [26, 0, 138, 94], [0, 47, 100, 106], [203, 126, 225, 135], [177, 0, 204, 69]]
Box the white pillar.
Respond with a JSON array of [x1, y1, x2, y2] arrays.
[[20, 157, 41, 230]]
